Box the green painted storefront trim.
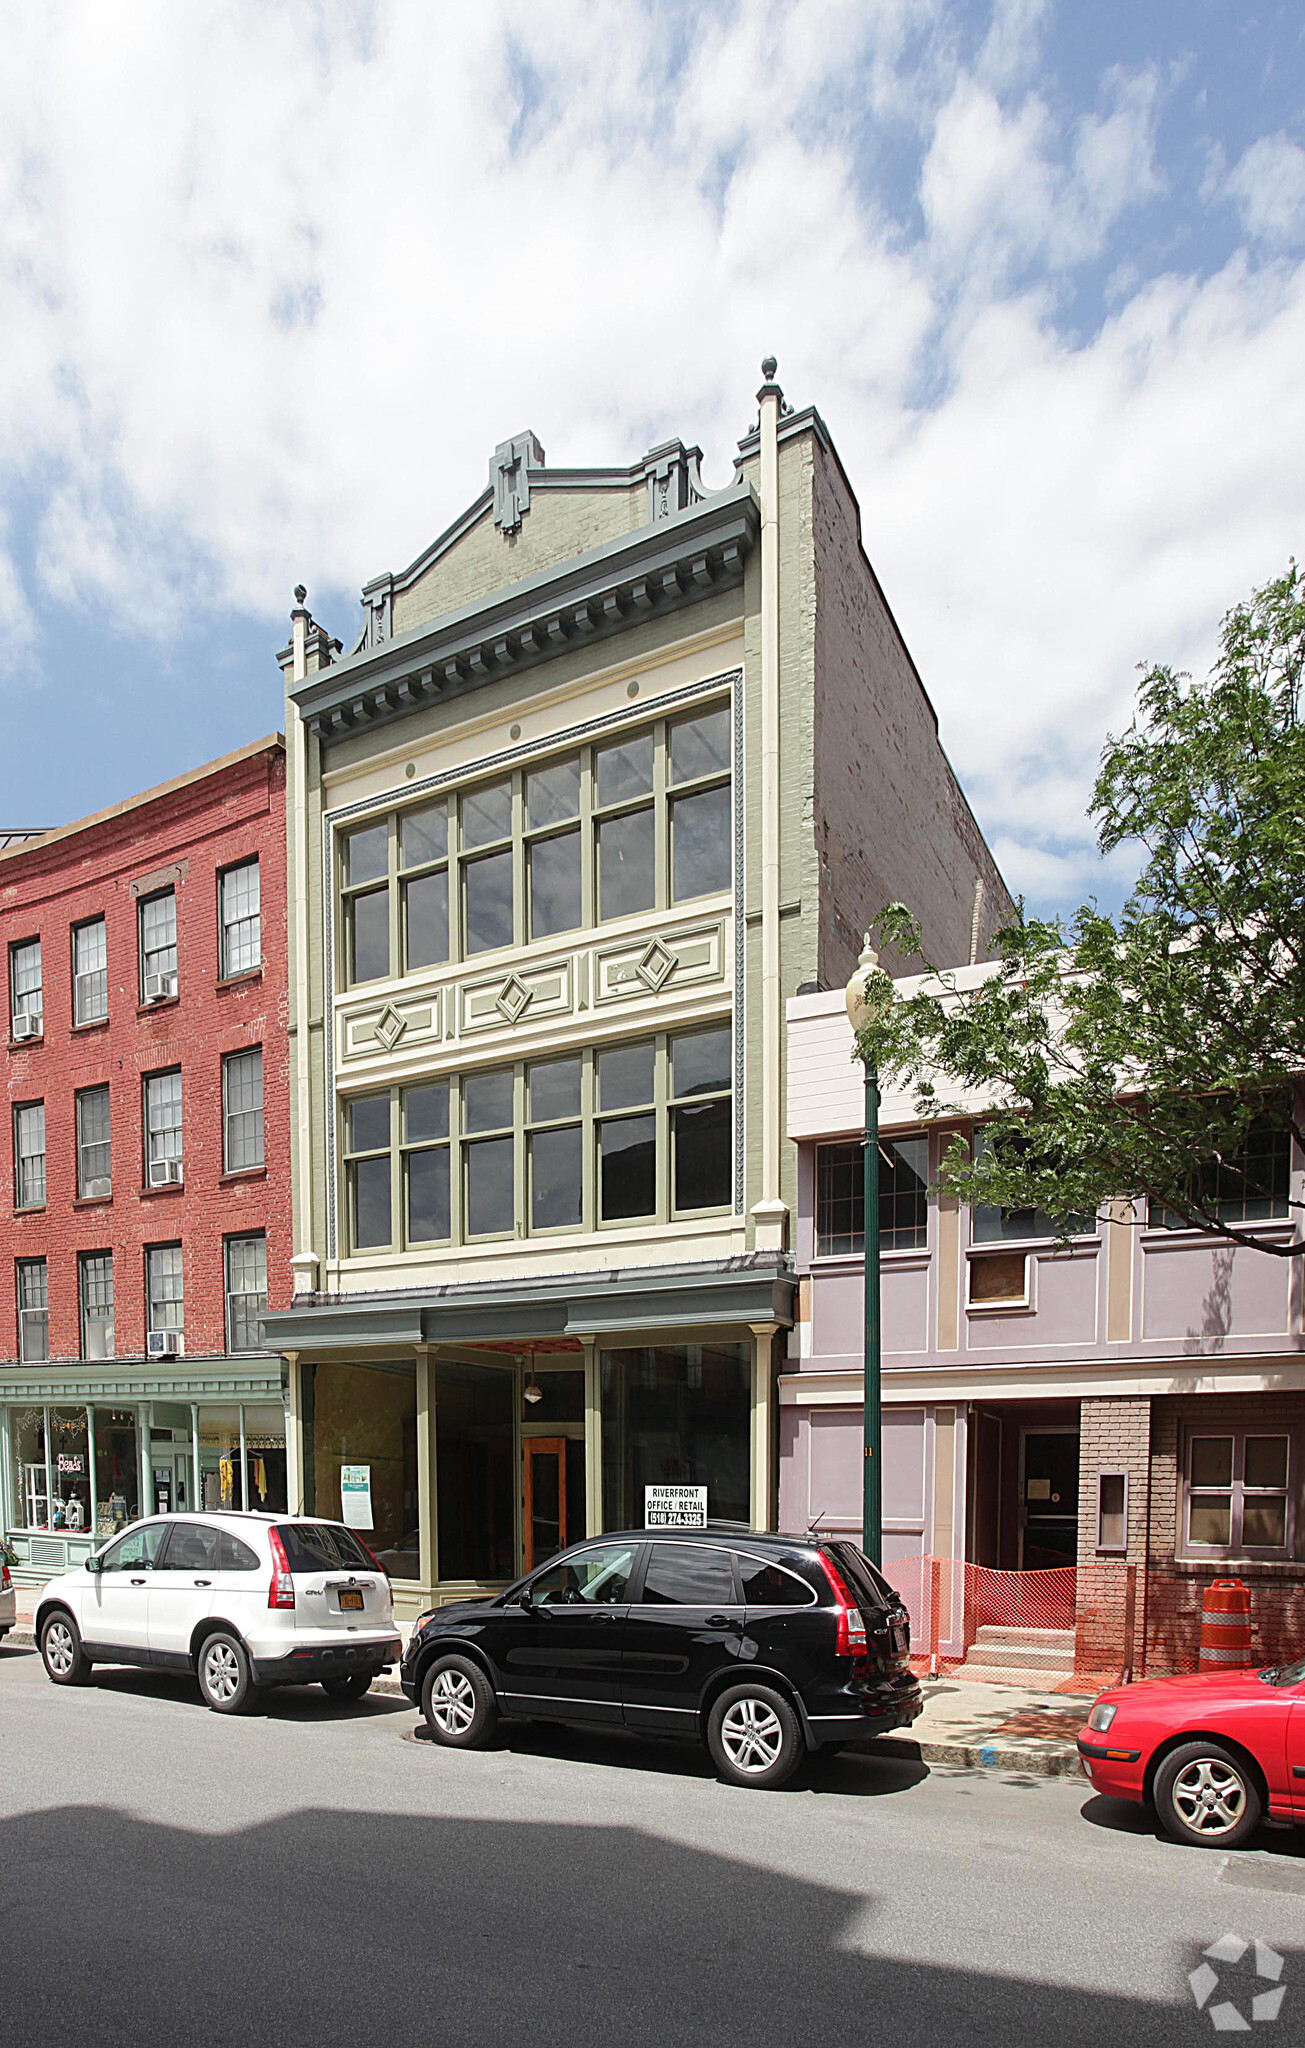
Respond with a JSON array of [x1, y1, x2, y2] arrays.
[[0, 1357, 287, 1402]]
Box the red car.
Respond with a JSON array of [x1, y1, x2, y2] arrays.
[[1077, 1654, 1305, 1848]]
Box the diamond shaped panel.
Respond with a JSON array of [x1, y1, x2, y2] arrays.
[[375, 1004, 406, 1051], [635, 939, 676, 993], [495, 973, 533, 1023]]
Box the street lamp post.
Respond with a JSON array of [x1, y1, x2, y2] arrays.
[[846, 937, 887, 1567]]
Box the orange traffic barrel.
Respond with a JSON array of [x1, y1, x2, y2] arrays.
[[1198, 1579, 1253, 1669]]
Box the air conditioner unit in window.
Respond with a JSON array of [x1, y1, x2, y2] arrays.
[[147, 1158, 182, 1188], [83, 1177, 112, 1200], [11, 1012, 41, 1041], [147, 1330, 183, 1358], [143, 972, 177, 1003]]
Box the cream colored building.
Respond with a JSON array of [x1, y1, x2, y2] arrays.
[[265, 367, 1009, 1622]]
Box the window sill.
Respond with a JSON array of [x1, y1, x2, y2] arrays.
[[217, 968, 263, 991], [136, 996, 180, 1018], [72, 1193, 113, 1209], [1168, 1556, 1300, 1575], [219, 1166, 267, 1186], [8, 1035, 44, 1050], [71, 1017, 110, 1035], [139, 1181, 185, 1197], [13, 1204, 46, 1218], [966, 1297, 1034, 1316]]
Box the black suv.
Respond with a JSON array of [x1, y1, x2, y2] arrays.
[[400, 1526, 921, 1788]]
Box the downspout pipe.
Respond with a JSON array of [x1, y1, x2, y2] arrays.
[[751, 357, 787, 1253]]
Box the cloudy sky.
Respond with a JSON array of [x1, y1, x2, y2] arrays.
[[2, 0, 1302, 915]]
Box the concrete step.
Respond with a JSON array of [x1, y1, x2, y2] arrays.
[[957, 1643, 1077, 1675], [972, 1625, 1075, 1650]]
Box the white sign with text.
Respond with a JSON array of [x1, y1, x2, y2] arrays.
[[644, 1484, 707, 1529], [339, 1463, 374, 1530]]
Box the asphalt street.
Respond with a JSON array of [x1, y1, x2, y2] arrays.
[[2, 1639, 1303, 2048]]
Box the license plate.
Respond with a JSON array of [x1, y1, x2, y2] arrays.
[[339, 1590, 364, 1611]]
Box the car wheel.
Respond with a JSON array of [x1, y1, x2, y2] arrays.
[[322, 1671, 373, 1702], [707, 1683, 804, 1790], [197, 1630, 259, 1716], [421, 1653, 498, 1748], [1154, 1739, 1264, 1849], [40, 1610, 92, 1687]]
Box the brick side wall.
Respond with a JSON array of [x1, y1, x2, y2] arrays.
[[0, 744, 289, 1361], [1074, 1395, 1151, 1675], [1144, 1391, 1305, 1674]]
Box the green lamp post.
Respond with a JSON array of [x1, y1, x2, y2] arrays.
[[846, 937, 889, 1567]]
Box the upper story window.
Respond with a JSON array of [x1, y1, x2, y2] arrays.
[[1183, 1430, 1294, 1559], [223, 1047, 264, 1172], [10, 938, 42, 1035], [80, 1251, 114, 1361], [971, 1130, 1095, 1244], [338, 699, 732, 988], [14, 1101, 46, 1209], [72, 916, 108, 1025], [76, 1085, 111, 1198], [1151, 1108, 1292, 1231], [139, 889, 178, 999], [219, 860, 261, 977], [145, 1243, 184, 1342], [815, 1135, 929, 1256], [342, 1023, 733, 1255], [144, 1069, 183, 1185], [225, 1233, 267, 1352], [17, 1258, 48, 1362]]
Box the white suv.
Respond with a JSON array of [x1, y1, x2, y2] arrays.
[[35, 1513, 402, 1714]]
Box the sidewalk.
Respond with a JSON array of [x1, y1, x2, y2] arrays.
[[6, 1588, 1093, 1777]]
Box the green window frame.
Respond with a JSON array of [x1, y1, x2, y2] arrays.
[[339, 1024, 733, 1254], [336, 698, 732, 989]]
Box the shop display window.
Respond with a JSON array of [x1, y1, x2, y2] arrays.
[[600, 1342, 751, 1530], [435, 1359, 515, 1584], [304, 1361, 420, 1579]]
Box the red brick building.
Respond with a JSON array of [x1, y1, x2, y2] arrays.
[[0, 737, 291, 1584]]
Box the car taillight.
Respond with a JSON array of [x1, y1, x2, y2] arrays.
[[268, 1526, 296, 1609], [818, 1554, 867, 1658], [1, 1561, 10, 1591]]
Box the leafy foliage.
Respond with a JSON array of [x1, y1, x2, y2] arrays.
[[860, 565, 1305, 1254]]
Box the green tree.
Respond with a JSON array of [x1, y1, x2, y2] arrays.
[[864, 563, 1305, 1254]]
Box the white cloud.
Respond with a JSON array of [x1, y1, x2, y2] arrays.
[[1222, 133, 1305, 246], [0, 0, 1301, 916]]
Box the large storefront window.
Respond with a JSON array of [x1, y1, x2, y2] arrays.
[[50, 1409, 91, 1532], [94, 1410, 139, 1537], [435, 1360, 515, 1583], [601, 1343, 751, 1530], [13, 1407, 49, 1530], [305, 1361, 420, 1579], [195, 1404, 288, 1515]]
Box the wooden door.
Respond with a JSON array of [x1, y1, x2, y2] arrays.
[[524, 1437, 568, 1573]]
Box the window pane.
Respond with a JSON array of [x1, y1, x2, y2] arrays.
[[434, 1359, 514, 1581], [601, 1343, 751, 1530], [404, 870, 449, 969], [529, 1057, 581, 1123], [1243, 1499, 1287, 1548], [407, 1147, 451, 1242], [673, 1098, 732, 1210], [221, 860, 262, 977], [529, 828, 582, 938], [533, 1543, 636, 1604], [530, 1124, 582, 1230], [352, 1156, 392, 1247], [348, 1093, 390, 1153], [400, 801, 447, 867], [224, 1049, 264, 1172], [1189, 1496, 1232, 1546], [739, 1559, 812, 1606], [600, 1113, 656, 1220], [1190, 1437, 1233, 1489], [404, 1083, 449, 1142], [671, 1027, 731, 1099], [597, 1040, 654, 1111], [147, 1246, 183, 1331], [81, 1252, 115, 1360], [596, 733, 653, 805], [466, 1135, 514, 1235], [598, 808, 655, 920], [526, 758, 580, 828], [345, 822, 388, 884], [461, 780, 512, 848], [669, 706, 731, 783], [1244, 1436, 1288, 1489], [641, 1546, 736, 1606], [74, 919, 108, 1022], [671, 783, 732, 899], [141, 891, 177, 977], [307, 1359, 421, 1579], [464, 848, 514, 953], [816, 1141, 863, 1256], [463, 1068, 513, 1132], [349, 887, 390, 983]]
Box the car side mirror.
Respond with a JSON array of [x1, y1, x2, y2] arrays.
[[85, 1554, 102, 1575], [517, 1584, 534, 1611]]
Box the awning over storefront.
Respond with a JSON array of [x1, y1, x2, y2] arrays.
[[262, 1256, 795, 1352]]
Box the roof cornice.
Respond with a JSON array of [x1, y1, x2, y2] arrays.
[[292, 484, 759, 742]]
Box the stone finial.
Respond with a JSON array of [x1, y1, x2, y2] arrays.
[[761, 355, 777, 381], [293, 584, 307, 606]]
